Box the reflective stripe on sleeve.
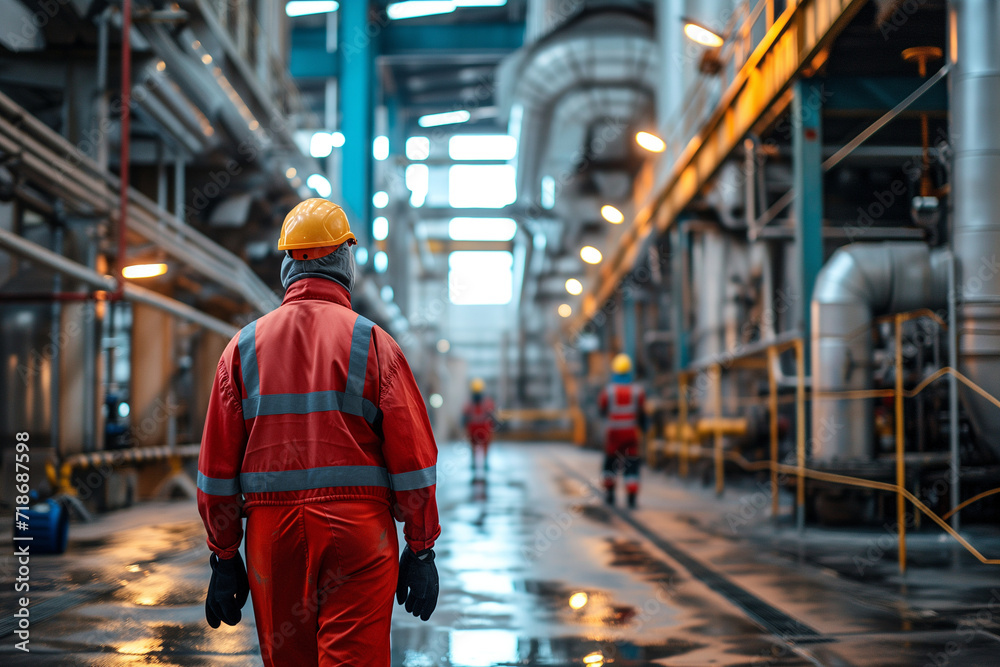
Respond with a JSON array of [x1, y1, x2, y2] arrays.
[[197, 471, 241, 496], [238, 321, 260, 397], [240, 465, 390, 493], [390, 465, 436, 491]]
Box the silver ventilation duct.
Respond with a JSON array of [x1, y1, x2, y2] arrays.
[[952, 0, 1000, 457], [811, 243, 949, 462], [500, 9, 658, 204]]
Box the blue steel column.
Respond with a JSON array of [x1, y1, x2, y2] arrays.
[[623, 291, 637, 363], [792, 80, 824, 362], [338, 0, 374, 248]]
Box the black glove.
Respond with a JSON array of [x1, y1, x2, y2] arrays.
[[205, 552, 250, 629], [395, 546, 439, 621]]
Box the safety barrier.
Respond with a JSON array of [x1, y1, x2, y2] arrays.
[[653, 310, 999, 573], [496, 409, 583, 443]]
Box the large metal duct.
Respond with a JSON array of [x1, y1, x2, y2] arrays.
[[500, 8, 658, 203], [811, 243, 948, 462], [951, 0, 1000, 457]]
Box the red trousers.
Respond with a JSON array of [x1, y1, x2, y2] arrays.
[[245, 500, 399, 666]]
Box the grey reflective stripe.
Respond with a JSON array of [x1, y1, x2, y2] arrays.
[[607, 384, 637, 428], [242, 391, 379, 421], [240, 465, 390, 493], [391, 465, 436, 491], [238, 321, 260, 398], [237, 315, 379, 424], [197, 471, 241, 496], [346, 316, 374, 397]]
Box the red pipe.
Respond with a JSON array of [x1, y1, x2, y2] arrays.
[[115, 0, 132, 301]]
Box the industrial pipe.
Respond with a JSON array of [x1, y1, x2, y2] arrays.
[[117, 0, 132, 301], [811, 242, 948, 462], [951, 0, 1000, 458]]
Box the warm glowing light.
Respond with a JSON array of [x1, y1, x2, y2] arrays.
[[122, 263, 168, 279], [558, 304, 572, 318], [636, 131, 666, 152], [201, 53, 213, 64], [437, 339, 451, 353], [583, 652, 604, 665], [429, 393, 444, 408], [126, 564, 141, 573], [285, 167, 297, 179], [601, 205, 624, 224], [684, 21, 724, 47], [580, 246, 602, 265], [568, 591, 588, 608], [565, 278, 583, 296], [156, 61, 166, 72]]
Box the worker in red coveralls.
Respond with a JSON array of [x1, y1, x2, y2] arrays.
[[196, 199, 440, 666], [462, 378, 496, 473], [599, 354, 646, 509]]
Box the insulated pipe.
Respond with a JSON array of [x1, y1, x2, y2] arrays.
[[117, 0, 132, 301], [0, 226, 237, 339], [951, 0, 1000, 457], [810, 243, 948, 462]]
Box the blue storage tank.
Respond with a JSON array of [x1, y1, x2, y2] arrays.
[[13, 499, 69, 554]]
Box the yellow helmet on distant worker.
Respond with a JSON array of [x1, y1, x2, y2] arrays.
[[470, 378, 485, 393], [612, 353, 632, 375], [279, 198, 356, 260]]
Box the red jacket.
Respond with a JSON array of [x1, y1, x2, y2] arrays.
[[599, 382, 646, 439], [197, 278, 440, 559], [463, 397, 495, 444]]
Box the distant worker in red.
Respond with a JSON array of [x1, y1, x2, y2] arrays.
[[599, 353, 646, 508], [197, 199, 440, 666], [463, 378, 496, 473]]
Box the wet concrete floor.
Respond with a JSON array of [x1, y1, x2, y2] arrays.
[[1, 442, 998, 665]]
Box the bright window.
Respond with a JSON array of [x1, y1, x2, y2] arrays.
[[448, 135, 517, 161], [448, 251, 513, 305], [405, 164, 429, 207], [448, 217, 516, 241], [448, 165, 516, 209], [406, 136, 430, 160]]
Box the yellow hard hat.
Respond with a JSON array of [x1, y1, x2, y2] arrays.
[[279, 198, 356, 260], [470, 378, 485, 393], [612, 353, 632, 375]]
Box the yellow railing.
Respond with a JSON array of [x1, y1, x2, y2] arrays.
[[656, 312, 999, 572], [47, 444, 200, 497]]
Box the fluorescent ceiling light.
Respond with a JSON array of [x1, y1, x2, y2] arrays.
[[448, 164, 516, 208], [373, 251, 389, 273], [387, 1, 456, 20], [580, 246, 602, 264], [541, 175, 556, 210], [448, 134, 517, 161], [448, 251, 513, 305], [286, 1, 339, 17], [418, 110, 471, 128], [373, 191, 389, 208], [310, 131, 344, 158], [635, 131, 666, 153], [406, 136, 430, 160], [355, 247, 369, 265], [373, 135, 389, 161], [373, 216, 389, 241], [448, 217, 517, 241], [454, 0, 507, 5], [331, 131, 345, 147], [122, 263, 168, 279], [306, 173, 332, 198]]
